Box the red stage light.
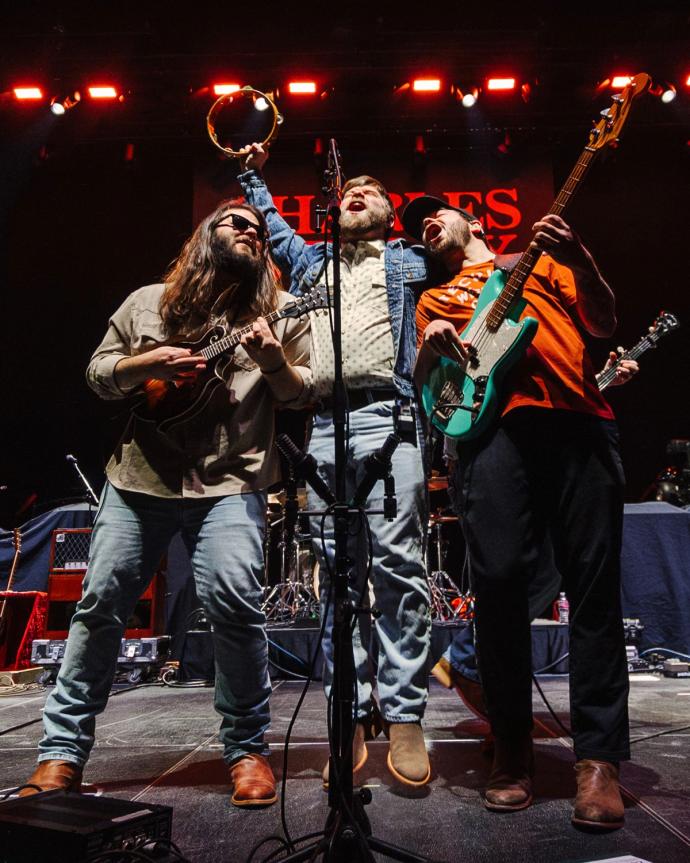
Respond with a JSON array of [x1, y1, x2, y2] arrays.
[[288, 81, 317, 94], [611, 75, 632, 88], [487, 78, 516, 91], [14, 87, 43, 100], [685, 74, 690, 87], [213, 83, 241, 96], [412, 78, 441, 92], [87, 86, 118, 99]]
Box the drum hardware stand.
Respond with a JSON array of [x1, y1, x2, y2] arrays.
[[262, 466, 320, 623], [426, 516, 465, 622], [270, 139, 430, 863]]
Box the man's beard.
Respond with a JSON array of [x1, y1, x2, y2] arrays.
[[211, 234, 262, 281], [339, 207, 389, 241], [427, 218, 472, 258]]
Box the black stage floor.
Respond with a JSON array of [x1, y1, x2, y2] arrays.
[[1, 676, 689, 863]]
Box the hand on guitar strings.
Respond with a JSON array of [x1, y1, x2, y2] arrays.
[[529, 213, 592, 271], [240, 317, 286, 373], [602, 349, 639, 386], [422, 319, 473, 365]]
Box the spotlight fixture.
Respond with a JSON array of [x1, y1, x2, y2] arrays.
[[50, 92, 81, 115], [87, 86, 119, 99], [14, 86, 43, 101], [661, 83, 677, 103], [487, 77, 516, 92], [457, 87, 478, 108], [288, 81, 317, 94], [412, 78, 441, 93], [212, 83, 241, 96], [611, 75, 633, 88]]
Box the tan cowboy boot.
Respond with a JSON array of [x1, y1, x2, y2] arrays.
[[19, 760, 83, 797], [572, 760, 624, 829], [229, 754, 277, 808]]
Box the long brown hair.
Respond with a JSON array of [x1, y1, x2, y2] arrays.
[[160, 199, 279, 338]]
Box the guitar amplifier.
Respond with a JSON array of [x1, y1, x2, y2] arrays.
[[46, 529, 166, 639]]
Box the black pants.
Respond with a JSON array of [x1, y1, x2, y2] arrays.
[[455, 408, 630, 762]]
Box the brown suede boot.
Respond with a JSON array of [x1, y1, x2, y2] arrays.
[[322, 721, 368, 790], [18, 760, 83, 797], [483, 735, 534, 811], [387, 722, 431, 787], [229, 754, 277, 808], [572, 759, 624, 830]]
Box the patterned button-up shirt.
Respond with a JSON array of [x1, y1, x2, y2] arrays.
[[309, 239, 395, 398]]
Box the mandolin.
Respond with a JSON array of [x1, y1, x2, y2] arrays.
[[131, 286, 328, 433]]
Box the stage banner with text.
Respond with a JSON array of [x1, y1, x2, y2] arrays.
[[194, 148, 555, 257]]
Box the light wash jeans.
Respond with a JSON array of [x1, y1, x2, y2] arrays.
[[308, 400, 430, 723], [39, 482, 271, 767]]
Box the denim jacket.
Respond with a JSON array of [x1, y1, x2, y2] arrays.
[[238, 169, 436, 399]]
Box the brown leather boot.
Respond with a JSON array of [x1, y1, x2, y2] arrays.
[[483, 735, 534, 811], [322, 721, 367, 790], [18, 760, 83, 797], [572, 759, 624, 830], [387, 722, 431, 787], [229, 754, 277, 808]]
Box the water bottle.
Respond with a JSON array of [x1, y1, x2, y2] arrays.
[[557, 592, 570, 625]]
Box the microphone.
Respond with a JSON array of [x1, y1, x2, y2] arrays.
[[65, 454, 77, 463], [351, 433, 400, 509], [276, 435, 335, 507]]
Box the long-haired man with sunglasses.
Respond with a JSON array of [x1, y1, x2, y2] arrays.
[[20, 200, 311, 808]]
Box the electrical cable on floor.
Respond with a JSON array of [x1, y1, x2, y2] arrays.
[[640, 647, 690, 661], [533, 652, 570, 674], [630, 724, 690, 745]]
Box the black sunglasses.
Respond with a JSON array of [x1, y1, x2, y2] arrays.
[[216, 212, 265, 241]]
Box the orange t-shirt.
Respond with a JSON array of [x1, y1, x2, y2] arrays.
[[416, 255, 614, 420]]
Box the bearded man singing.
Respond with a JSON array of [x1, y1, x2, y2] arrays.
[[20, 200, 310, 808], [236, 143, 437, 790]]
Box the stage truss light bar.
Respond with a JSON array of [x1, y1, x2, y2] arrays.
[[14, 87, 43, 100], [611, 75, 633, 88], [87, 86, 118, 99], [487, 78, 516, 91], [288, 81, 317, 94], [412, 78, 441, 92], [213, 83, 241, 96]]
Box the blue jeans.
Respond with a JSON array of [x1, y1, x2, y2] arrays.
[[39, 483, 271, 767], [308, 401, 430, 723]]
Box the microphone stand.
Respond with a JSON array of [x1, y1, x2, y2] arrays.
[[275, 140, 429, 863], [65, 454, 100, 506]]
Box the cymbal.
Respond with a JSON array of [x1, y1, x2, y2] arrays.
[[427, 475, 449, 492]]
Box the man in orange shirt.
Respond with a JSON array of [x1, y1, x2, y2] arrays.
[[405, 196, 630, 830]]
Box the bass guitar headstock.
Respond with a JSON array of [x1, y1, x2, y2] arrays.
[[648, 310, 680, 343], [589, 73, 650, 151]]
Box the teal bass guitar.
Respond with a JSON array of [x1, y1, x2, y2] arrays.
[[422, 72, 650, 441]]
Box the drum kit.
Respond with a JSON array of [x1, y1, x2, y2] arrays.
[[260, 472, 473, 625]]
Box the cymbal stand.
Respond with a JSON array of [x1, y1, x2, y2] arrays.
[[263, 467, 319, 623], [426, 518, 464, 622]]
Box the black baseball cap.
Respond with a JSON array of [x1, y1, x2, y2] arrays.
[[401, 195, 478, 241]]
